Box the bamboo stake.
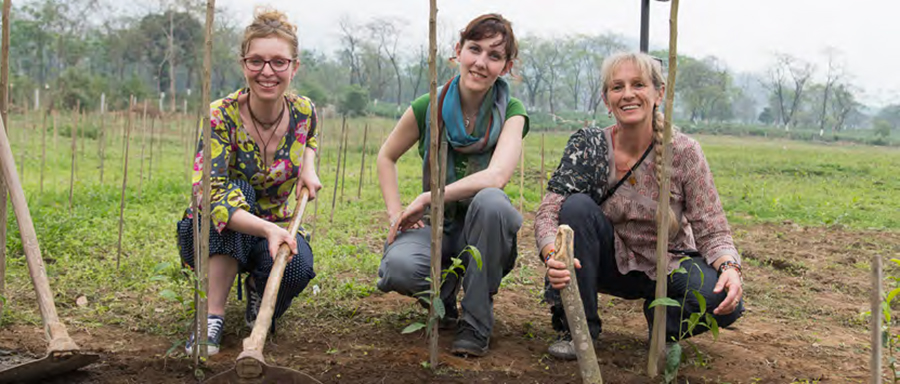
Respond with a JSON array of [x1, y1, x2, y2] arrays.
[[52, 110, 57, 150], [519, 140, 524, 213], [554, 225, 604, 383], [426, 0, 444, 368], [148, 115, 155, 182], [117, 96, 134, 268], [40, 115, 46, 193], [540, 133, 545, 199], [357, 123, 368, 199], [197, 0, 215, 361], [648, 0, 680, 377], [68, 103, 79, 212], [79, 110, 85, 158], [329, 116, 346, 224], [339, 123, 348, 202], [99, 93, 106, 184], [872, 254, 883, 384], [0, 0, 9, 312], [138, 101, 147, 197], [19, 117, 26, 180]]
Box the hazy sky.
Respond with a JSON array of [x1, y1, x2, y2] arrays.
[[218, 0, 900, 108]]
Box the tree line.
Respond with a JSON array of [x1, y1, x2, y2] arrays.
[[1, 0, 897, 136]]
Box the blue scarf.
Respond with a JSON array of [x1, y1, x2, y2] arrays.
[[422, 75, 509, 192]]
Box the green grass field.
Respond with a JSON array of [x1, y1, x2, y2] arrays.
[[0, 113, 897, 347]]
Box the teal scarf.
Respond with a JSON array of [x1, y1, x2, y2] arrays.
[[422, 75, 509, 192]]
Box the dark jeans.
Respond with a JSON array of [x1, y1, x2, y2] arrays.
[[547, 193, 744, 341]]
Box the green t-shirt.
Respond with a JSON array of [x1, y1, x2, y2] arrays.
[[410, 93, 530, 176]]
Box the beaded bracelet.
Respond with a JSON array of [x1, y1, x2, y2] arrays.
[[544, 249, 556, 264], [717, 260, 743, 278]]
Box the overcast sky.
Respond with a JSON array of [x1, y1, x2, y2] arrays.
[[218, 0, 900, 108]]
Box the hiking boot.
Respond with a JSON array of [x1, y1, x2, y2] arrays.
[[185, 315, 225, 356], [245, 276, 261, 329], [451, 322, 490, 357], [548, 333, 577, 361]]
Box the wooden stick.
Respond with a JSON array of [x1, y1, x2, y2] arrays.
[[79, 110, 85, 158], [40, 114, 46, 193], [53, 110, 57, 151], [138, 101, 147, 198], [540, 133, 545, 200], [872, 254, 883, 384], [339, 122, 348, 202], [427, 0, 444, 369], [148, 115, 155, 182], [68, 103, 79, 212], [191, 192, 200, 364], [198, 0, 215, 360], [357, 123, 368, 199], [19, 117, 26, 180], [99, 94, 106, 184], [330, 116, 346, 224], [554, 225, 604, 383], [0, 0, 9, 313], [519, 139, 525, 213], [648, 0, 680, 377], [117, 96, 134, 268]]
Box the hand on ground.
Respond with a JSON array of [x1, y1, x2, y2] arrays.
[[713, 269, 742, 315]]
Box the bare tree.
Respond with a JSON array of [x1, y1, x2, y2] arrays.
[[368, 17, 404, 104], [818, 47, 843, 132], [339, 16, 365, 87], [764, 54, 814, 128]]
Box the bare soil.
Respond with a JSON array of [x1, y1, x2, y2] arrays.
[[2, 221, 898, 383]]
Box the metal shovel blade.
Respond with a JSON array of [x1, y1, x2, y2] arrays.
[[204, 357, 321, 384], [0, 350, 100, 384]]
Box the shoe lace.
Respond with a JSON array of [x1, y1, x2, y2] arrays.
[[208, 317, 224, 339]]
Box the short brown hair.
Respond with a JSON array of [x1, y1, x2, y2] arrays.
[[241, 7, 299, 59], [458, 14, 518, 62]]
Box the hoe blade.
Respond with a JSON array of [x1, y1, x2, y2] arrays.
[[204, 359, 321, 384], [0, 351, 100, 384]]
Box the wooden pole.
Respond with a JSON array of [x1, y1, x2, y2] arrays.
[[0, 0, 9, 313], [68, 103, 79, 212], [872, 254, 883, 384], [52, 110, 57, 150], [519, 140, 524, 213], [138, 101, 147, 198], [554, 225, 604, 383], [99, 93, 106, 184], [40, 114, 46, 193], [198, 0, 215, 361], [148, 116, 155, 182], [330, 116, 346, 224], [19, 117, 26, 180], [540, 133, 545, 200], [357, 123, 368, 199], [648, 0, 680, 377], [117, 96, 134, 268], [426, 0, 445, 369], [339, 123, 349, 202]]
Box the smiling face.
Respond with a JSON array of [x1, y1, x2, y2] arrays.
[[455, 34, 513, 94], [242, 36, 299, 102], [603, 60, 664, 128]]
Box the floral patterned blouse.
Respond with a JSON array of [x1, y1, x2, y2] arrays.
[[534, 126, 739, 279], [185, 88, 318, 234]]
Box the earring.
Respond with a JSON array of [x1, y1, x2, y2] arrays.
[[607, 111, 612, 118]]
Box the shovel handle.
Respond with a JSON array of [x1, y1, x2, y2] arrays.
[[242, 187, 310, 353], [0, 117, 79, 352]]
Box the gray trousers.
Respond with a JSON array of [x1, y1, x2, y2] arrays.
[[377, 188, 522, 338]]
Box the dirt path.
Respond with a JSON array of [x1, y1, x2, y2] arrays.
[[2, 222, 897, 383]]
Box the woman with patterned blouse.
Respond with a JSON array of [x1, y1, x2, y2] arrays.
[[534, 52, 744, 360], [176, 8, 322, 356], [376, 14, 528, 357]]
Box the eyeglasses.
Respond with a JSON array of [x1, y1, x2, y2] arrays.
[[242, 57, 294, 72]]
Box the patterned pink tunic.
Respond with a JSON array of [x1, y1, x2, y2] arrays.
[[534, 125, 740, 279]]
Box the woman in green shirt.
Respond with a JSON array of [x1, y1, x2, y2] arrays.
[[375, 13, 529, 357]]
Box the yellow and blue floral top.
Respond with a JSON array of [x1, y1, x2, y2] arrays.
[[186, 88, 318, 233]]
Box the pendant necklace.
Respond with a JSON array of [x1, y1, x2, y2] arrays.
[[612, 125, 638, 186], [248, 96, 287, 167]]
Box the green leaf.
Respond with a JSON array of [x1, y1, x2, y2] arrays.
[[417, 296, 431, 307], [692, 290, 707, 315], [671, 267, 687, 275], [663, 341, 682, 383], [461, 245, 483, 271], [433, 297, 445, 319], [149, 275, 169, 282], [890, 258, 900, 267], [687, 313, 701, 333], [402, 322, 426, 334], [886, 287, 900, 305], [648, 297, 681, 309], [705, 313, 719, 340]]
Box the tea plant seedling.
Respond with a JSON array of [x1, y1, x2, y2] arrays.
[[402, 245, 482, 336]]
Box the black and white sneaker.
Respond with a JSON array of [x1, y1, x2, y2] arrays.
[[244, 276, 262, 329], [185, 315, 225, 356]]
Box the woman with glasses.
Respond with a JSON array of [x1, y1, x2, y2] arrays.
[[176, 7, 322, 355], [375, 14, 528, 357]]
